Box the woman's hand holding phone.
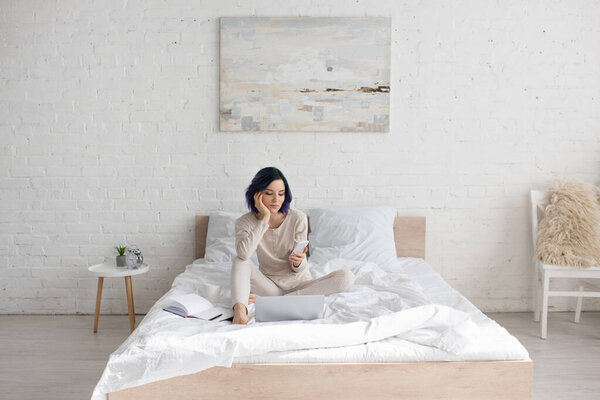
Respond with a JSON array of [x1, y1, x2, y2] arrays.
[[289, 241, 308, 268], [253, 192, 271, 222]]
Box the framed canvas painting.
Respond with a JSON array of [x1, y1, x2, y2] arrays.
[[220, 17, 391, 132]]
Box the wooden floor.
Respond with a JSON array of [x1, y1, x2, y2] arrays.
[[0, 312, 598, 400]]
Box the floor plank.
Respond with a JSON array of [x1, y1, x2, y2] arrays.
[[0, 312, 598, 400], [0, 315, 131, 400], [486, 311, 600, 400]]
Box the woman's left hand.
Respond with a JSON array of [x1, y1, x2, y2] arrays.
[[289, 246, 308, 268]]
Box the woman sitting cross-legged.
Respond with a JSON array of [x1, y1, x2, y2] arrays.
[[231, 166, 355, 325]]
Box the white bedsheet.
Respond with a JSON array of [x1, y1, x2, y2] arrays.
[[91, 258, 529, 399]]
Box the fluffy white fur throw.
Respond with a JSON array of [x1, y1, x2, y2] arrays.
[[535, 180, 600, 267]]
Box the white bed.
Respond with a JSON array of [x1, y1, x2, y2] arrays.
[[92, 257, 529, 399], [92, 211, 532, 399]]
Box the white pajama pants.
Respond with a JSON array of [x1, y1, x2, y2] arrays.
[[231, 256, 355, 307]]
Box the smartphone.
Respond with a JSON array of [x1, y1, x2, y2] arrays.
[[291, 240, 309, 254]]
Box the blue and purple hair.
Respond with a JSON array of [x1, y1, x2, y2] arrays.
[[245, 167, 292, 214]]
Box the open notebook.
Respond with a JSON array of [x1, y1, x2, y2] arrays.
[[163, 293, 233, 322]]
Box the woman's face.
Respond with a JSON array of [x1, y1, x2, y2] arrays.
[[261, 179, 285, 214]]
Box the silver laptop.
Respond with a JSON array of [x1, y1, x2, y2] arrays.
[[255, 295, 325, 322]]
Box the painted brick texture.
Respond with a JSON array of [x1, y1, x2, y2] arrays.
[[1, 0, 599, 314]]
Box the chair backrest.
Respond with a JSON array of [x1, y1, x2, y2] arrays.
[[530, 190, 548, 255]]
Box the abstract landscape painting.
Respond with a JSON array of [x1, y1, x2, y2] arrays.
[[220, 17, 391, 132]]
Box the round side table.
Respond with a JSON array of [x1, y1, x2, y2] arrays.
[[88, 263, 149, 333]]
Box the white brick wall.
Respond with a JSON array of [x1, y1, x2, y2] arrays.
[[1, 0, 600, 314]]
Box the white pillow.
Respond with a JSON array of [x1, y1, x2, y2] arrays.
[[308, 206, 399, 271], [204, 211, 258, 264]]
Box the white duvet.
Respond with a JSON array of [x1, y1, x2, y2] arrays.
[[91, 258, 529, 399]]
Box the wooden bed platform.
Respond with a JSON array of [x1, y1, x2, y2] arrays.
[[109, 214, 532, 400]]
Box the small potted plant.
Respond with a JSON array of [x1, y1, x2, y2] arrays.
[[115, 245, 127, 267]]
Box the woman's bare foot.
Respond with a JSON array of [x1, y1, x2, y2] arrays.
[[248, 293, 258, 304], [232, 302, 249, 325]]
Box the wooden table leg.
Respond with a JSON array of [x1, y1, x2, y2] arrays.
[[94, 277, 104, 333], [125, 276, 135, 332]]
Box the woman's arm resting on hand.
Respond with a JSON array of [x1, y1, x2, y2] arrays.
[[235, 217, 269, 260]]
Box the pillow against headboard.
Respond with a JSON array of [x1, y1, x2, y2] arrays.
[[203, 207, 406, 269], [204, 211, 258, 264], [307, 206, 399, 271]]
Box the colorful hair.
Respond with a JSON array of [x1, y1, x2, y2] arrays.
[[245, 167, 292, 214]]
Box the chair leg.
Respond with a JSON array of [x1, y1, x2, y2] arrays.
[[534, 266, 541, 322], [575, 284, 584, 323], [541, 273, 550, 339]]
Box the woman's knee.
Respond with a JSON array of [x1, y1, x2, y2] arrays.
[[333, 269, 355, 291], [233, 256, 248, 265], [232, 256, 253, 270]]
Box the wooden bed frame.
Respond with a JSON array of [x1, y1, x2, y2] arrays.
[[109, 215, 532, 399]]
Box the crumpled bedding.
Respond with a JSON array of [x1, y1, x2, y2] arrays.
[[91, 258, 529, 399]]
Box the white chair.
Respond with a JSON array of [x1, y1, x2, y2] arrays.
[[531, 190, 600, 339]]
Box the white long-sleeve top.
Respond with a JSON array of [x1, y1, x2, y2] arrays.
[[235, 208, 310, 291]]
